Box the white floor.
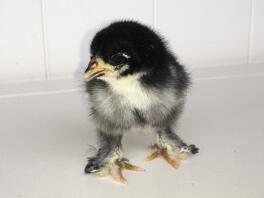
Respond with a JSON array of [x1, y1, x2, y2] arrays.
[[0, 75, 264, 198]]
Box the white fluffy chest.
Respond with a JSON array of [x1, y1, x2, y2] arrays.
[[92, 74, 182, 128], [98, 74, 155, 110]]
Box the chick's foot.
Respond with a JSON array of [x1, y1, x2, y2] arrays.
[[85, 152, 144, 184], [144, 141, 198, 169]]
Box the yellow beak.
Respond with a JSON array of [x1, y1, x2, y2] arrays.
[[84, 58, 114, 81]]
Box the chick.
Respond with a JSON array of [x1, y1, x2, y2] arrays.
[[84, 21, 199, 183]]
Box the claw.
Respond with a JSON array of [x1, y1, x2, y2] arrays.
[[122, 161, 145, 172], [144, 150, 160, 162]]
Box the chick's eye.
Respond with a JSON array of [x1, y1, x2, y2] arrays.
[[109, 53, 130, 66]]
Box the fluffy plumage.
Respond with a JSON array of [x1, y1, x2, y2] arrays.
[[84, 21, 198, 183]]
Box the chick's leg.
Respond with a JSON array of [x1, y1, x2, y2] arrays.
[[85, 130, 143, 184], [145, 127, 199, 169]]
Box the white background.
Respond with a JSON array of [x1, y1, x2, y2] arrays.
[[0, 0, 264, 83]]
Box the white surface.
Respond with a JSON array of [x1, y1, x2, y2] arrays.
[[1, 0, 264, 82], [0, 75, 264, 198]]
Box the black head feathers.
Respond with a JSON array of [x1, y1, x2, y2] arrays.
[[86, 20, 190, 91], [90, 21, 171, 73]]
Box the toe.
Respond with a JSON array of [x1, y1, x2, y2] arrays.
[[144, 151, 160, 162], [122, 162, 145, 172], [160, 150, 180, 169], [110, 166, 127, 184]]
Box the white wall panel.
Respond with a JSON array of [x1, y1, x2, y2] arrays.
[[0, 0, 45, 83], [156, 0, 251, 67], [44, 0, 154, 79], [0, 0, 263, 83], [250, 0, 264, 63]]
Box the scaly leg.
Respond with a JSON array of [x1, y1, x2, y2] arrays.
[[145, 128, 199, 169], [85, 131, 144, 184]]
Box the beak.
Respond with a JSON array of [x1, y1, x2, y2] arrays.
[[84, 58, 114, 81]]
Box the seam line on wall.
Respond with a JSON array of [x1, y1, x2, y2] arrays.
[[40, 0, 50, 80], [247, 0, 254, 64]]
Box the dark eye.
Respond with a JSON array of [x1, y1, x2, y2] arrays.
[[109, 53, 130, 66]]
